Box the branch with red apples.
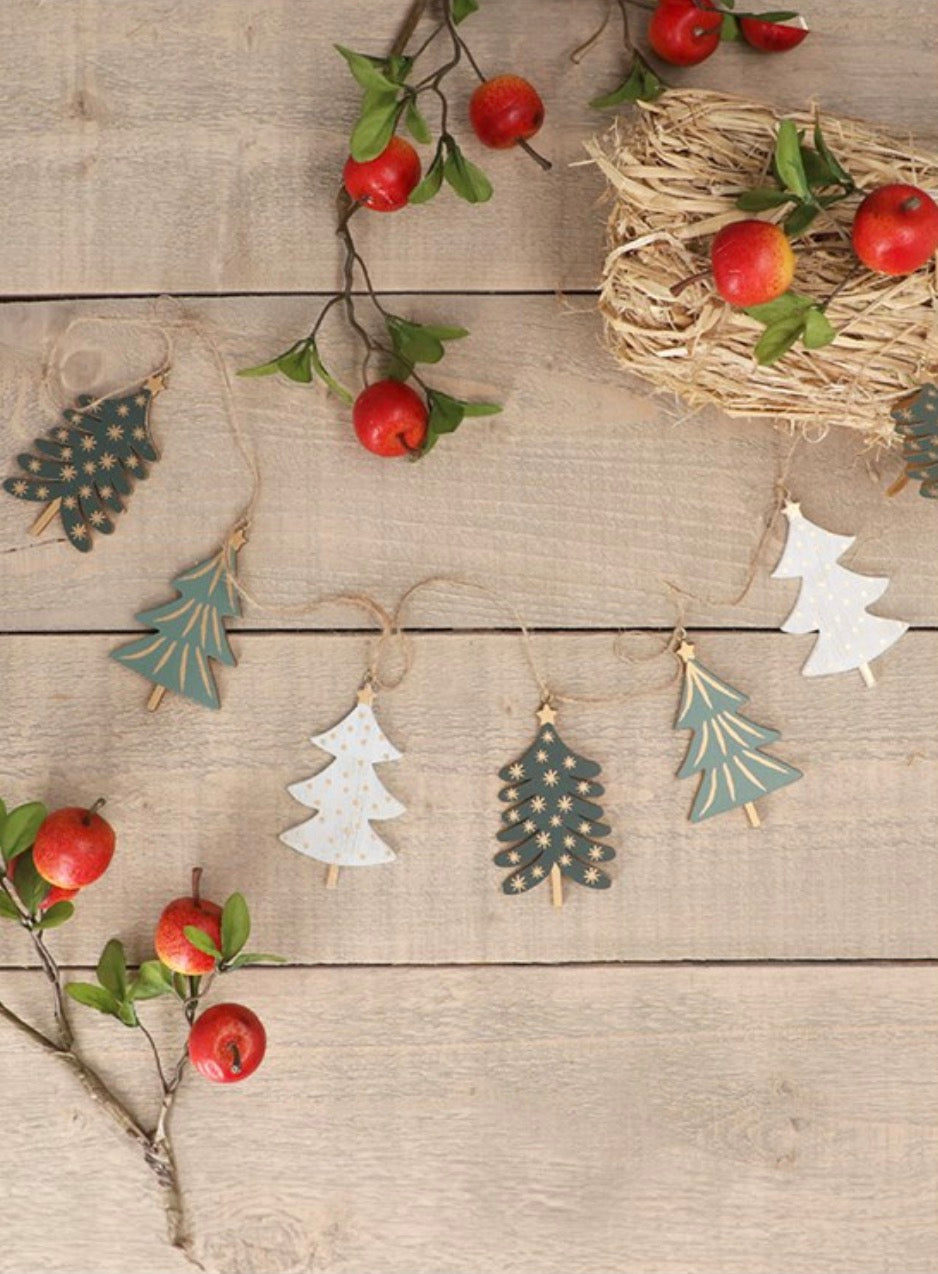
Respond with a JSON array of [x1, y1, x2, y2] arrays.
[[241, 0, 550, 459], [581, 0, 809, 110], [0, 800, 282, 1269]]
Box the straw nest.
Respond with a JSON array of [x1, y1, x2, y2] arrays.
[[588, 89, 938, 443]]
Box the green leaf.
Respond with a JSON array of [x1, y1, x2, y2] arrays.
[[720, 13, 740, 39], [36, 901, 74, 931], [129, 960, 175, 1000], [172, 972, 189, 1001], [220, 893, 251, 961], [96, 938, 127, 998], [783, 201, 820, 236], [452, 0, 479, 21], [66, 982, 120, 1017], [744, 10, 798, 20], [227, 952, 289, 969], [774, 119, 810, 200], [1, 803, 47, 863], [814, 120, 854, 190], [385, 55, 414, 85], [409, 153, 444, 205], [10, 851, 49, 915], [308, 343, 354, 405], [183, 925, 222, 961], [335, 45, 399, 94], [404, 99, 431, 145], [0, 892, 20, 920], [754, 315, 807, 365], [743, 291, 814, 325], [237, 358, 281, 378], [802, 306, 836, 350], [0, 799, 7, 836], [460, 401, 502, 417], [421, 390, 467, 455], [590, 57, 664, 110], [735, 188, 793, 211], [443, 143, 493, 204], [799, 146, 835, 187], [277, 343, 313, 384], [419, 323, 469, 341], [350, 88, 400, 163], [115, 999, 138, 1028], [386, 316, 445, 365]]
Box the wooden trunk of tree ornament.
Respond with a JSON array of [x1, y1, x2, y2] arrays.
[[279, 685, 404, 889], [889, 383, 938, 498], [110, 530, 244, 710], [675, 641, 802, 826], [772, 500, 908, 686], [4, 372, 168, 551], [495, 703, 615, 907]]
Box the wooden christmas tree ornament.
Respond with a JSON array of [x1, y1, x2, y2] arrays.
[[110, 528, 245, 711], [889, 383, 938, 498], [772, 499, 908, 686], [675, 640, 802, 827], [4, 371, 168, 551], [279, 683, 404, 889], [495, 701, 615, 908]]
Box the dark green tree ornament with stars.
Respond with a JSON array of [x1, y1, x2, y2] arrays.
[[889, 382, 938, 499], [3, 371, 168, 552], [110, 528, 245, 712], [495, 702, 615, 907]]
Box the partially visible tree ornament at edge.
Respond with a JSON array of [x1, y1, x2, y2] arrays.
[[676, 640, 801, 827], [495, 701, 615, 907], [772, 499, 908, 686], [279, 683, 404, 890], [889, 382, 938, 499], [110, 528, 245, 712], [3, 371, 168, 552]]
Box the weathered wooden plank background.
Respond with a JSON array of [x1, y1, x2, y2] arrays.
[[0, 2, 935, 1272]]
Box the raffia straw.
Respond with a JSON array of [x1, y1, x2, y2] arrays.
[[586, 89, 938, 443]]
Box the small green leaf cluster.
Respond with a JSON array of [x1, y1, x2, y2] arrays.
[[0, 800, 74, 930], [743, 291, 835, 365], [182, 892, 285, 972], [737, 118, 856, 236], [238, 339, 353, 404], [383, 314, 501, 454], [590, 54, 665, 112]]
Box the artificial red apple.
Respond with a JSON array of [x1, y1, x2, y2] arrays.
[[739, 15, 808, 52], [352, 380, 428, 456], [32, 800, 115, 890], [469, 75, 544, 150], [851, 184, 938, 276], [649, 0, 722, 67], [343, 137, 421, 213], [710, 219, 796, 306], [155, 870, 222, 975], [188, 1003, 267, 1084]]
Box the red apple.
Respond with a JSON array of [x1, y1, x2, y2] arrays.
[[11, 854, 79, 911], [649, 0, 722, 67], [155, 871, 222, 975], [710, 219, 796, 307], [32, 800, 115, 890], [188, 1003, 267, 1084], [352, 380, 428, 457], [851, 184, 938, 276], [343, 137, 421, 213], [469, 75, 544, 150], [739, 15, 809, 52]]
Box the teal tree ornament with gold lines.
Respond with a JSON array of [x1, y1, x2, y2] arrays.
[[111, 529, 245, 711], [676, 640, 802, 828], [889, 382, 938, 499], [3, 371, 167, 551], [495, 702, 615, 908]]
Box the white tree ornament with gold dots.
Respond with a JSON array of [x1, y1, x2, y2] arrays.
[[279, 685, 404, 889], [772, 500, 909, 686]]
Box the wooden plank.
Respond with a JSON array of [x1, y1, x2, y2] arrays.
[[0, 631, 934, 966], [1, 965, 935, 1273], [0, 295, 931, 631], [0, 1, 932, 295]]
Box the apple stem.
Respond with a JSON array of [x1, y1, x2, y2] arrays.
[[228, 1041, 243, 1075], [82, 797, 106, 826], [900, 195, 922, 214], [671, 268, 711, 297], [191, 866, 203, 905]]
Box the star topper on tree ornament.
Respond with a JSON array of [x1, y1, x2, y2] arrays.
[[495, 699, 616, 907]]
